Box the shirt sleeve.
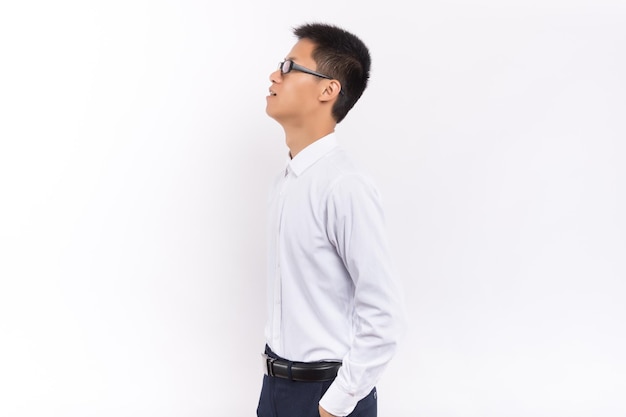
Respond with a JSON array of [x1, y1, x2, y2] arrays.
[[320, 173, 406, 416]]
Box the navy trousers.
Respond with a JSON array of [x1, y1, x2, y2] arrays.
[[256, 375, 377, 417], [256, 347, 377, 417]]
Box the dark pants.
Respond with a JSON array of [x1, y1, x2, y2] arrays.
[[256, 347, 377, 417]]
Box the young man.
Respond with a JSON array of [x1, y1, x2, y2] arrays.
[[258, 23, 405, 417]]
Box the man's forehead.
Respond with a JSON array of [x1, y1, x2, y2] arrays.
[[285, 39, 316, 63]]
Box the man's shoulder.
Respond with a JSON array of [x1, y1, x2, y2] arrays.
[[319, 147, 365, 176], [318, 150, 377, 196]]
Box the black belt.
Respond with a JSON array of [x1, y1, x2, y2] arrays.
[[262, 354, 341, 382]]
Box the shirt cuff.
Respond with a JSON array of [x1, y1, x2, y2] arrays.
[[319, 381, 359, 417]]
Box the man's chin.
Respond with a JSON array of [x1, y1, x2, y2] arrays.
[[265, 107, 281, 122]]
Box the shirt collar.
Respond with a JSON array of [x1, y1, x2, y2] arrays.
[[286, 132, 339, 177]]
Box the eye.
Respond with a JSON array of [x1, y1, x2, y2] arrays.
[[281, 60, 293, 74]]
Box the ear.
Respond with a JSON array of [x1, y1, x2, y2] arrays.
[[318, 80, 342, 102]]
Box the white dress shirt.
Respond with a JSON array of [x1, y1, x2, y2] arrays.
[[264, 132, 405, 416]]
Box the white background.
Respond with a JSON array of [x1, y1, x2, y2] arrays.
[[1, 0, 625, 416]]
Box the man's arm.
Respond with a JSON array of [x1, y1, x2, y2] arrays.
[[320, 173, 406, 416]]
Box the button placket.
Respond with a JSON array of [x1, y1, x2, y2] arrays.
[[272, 167, 291, 348]]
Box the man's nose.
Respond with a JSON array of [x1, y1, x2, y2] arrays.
[[269, 68, 282, 83]]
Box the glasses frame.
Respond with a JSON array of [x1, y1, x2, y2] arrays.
[[278, 59, 333, 80]]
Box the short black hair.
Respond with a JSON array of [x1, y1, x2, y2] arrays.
[[293, 23, 371, 123]]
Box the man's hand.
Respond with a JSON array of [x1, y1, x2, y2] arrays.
[[319, 405, 337, 417]]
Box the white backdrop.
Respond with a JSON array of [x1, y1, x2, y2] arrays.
[[1, 1, 624, 416]]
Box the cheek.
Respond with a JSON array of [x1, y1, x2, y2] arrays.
[[278, 91, 308, 113], [290, 83, 320, 107], [287, 77, 320, 98]]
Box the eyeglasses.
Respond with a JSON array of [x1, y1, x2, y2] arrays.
[[278, 59, 332, 79]]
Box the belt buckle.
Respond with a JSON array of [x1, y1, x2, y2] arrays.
[[262, 354, 276, 377]]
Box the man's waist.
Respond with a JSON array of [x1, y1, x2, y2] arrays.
[[262, 345, 342, 382]]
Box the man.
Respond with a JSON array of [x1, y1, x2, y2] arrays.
[[258, 23, 405, 417]]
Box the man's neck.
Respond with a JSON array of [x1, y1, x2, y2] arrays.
[[284, 125, 335, 159]]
